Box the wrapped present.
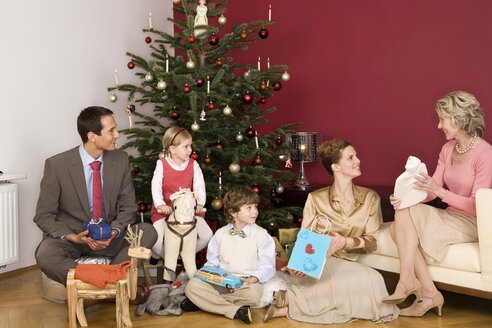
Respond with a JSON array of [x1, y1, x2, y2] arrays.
[[273, 237, 289, 270], [278, 227, 300, 246], [83, 218, 113, 240]]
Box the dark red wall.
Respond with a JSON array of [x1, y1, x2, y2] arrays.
[[192, 0, 492, 186]]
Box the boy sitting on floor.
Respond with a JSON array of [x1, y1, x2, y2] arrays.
[[182, 185, 276, 323]]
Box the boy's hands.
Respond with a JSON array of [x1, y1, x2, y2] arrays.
[[228, 276, 259, 293]]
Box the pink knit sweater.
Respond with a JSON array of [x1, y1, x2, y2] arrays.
[[426, 139, 492, 217]]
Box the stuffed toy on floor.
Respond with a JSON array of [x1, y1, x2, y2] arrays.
[[135, 270, 189, 316]]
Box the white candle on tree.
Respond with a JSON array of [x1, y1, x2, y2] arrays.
[[114, 69, 120, 87], [149, 11, 153, 30], [258, 56, 261, 71], [166, 54, 169, 73], [269, 4, 272, 22]]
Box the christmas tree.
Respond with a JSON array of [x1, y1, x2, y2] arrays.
[[108, 0, 302, 229]]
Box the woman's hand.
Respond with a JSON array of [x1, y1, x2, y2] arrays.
[[414, 172, 446, 199], [326, 231, 346, 258], [281, 266, 306, 278], [389, 194, 401, 209]]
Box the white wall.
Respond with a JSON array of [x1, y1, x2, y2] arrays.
[[0, 0, 173, 274]]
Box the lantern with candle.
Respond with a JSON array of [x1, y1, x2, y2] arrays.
[[285, 132, 322, 190]]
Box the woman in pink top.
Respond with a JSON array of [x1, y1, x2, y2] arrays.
[[383, 91, 492, 317]]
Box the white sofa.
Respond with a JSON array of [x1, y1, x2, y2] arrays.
[[359, 188, 492, 299]]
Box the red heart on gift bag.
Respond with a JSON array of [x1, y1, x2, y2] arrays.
[[305, 243, 315, 254]]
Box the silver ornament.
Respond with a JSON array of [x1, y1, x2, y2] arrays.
[[218, 15, 227, 25], [145, 73, 154, 82], [223, 105, 232, 116], [186, 60, 196, 70], [278, 154, 287, 161], [229, 162, 240, 173], [159, 151, 166, 158], [281, 71, 291, 81], [191, 122, 200, 131], [275, 185, 285, 193], [157, 80, 167, 90], [108, 93, 117, 103], [235, 132, 244, 142]]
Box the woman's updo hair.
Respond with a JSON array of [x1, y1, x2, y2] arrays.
[[318, 138, 352, 176], [435, 91, 485, 137]]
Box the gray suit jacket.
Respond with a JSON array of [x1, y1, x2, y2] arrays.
[[34, 147, 137, 238]]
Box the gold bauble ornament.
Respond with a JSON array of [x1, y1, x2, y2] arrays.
[[211, 197, 223, 210], [159, 151, 166, 158], [186, 59, 196, 70], [243, 70, 250, 77], [218, 15, 227, 25], [278, 154, 287, 161], [157, 80, 167, 90], [229, 162, 240, 173], [173, 0, 181, 3], [281, 71, 291, 81], [108, 93, 117, 103], [191, 121, 200, 131], [223, 105, 232, 116]]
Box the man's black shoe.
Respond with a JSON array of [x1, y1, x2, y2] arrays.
[[180, 297, 200, 312], [234, 306, 252, 324]]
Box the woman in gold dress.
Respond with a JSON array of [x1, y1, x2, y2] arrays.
[[264, 139, 399, 324]]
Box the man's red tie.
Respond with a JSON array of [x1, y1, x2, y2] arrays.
[[90, 161, 103, 220]]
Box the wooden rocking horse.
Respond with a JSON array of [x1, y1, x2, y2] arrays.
[[66, 226, 152, 328]]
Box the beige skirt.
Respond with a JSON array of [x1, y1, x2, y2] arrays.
[[287, 256, 399, 324], [409, 203, 478, 263]]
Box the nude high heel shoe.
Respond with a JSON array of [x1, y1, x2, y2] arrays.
[[382, 278, 422, 304], [399, 291, 444, 317]]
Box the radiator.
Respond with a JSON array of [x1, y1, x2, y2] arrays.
[[0, 183, 19, 266]]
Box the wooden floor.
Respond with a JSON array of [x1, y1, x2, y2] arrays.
[[1, 267, 492, 328]]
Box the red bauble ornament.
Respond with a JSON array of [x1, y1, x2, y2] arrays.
[[245, 126, 255, 138], [132, 166, 140, 174], [260, 82, 267, 90], [191, 152, 199, 160], [138, 202, 148, 213], [126, 104, 136, 112], [145, 36, 152, 44], [252, 185, 261, 194], [255, 156, 262, 165], [270, 189, 278, 198], [260, 97, 267, 104], [187, 35, 196, 43], [208, 102, 215, 110], [216, 141, 224, 149], [170, 112, 180, 120], [183, 85, 191, 93], [258, 28, 269, 39], [275, 135, 283, 145], [208, 34, 219, 45], [204, 156, 211, 164], [240, 31, 247, 39], [273, 81, 282, 91], [127, 61, 135, 69], [216, 58, 223, 66], [196, 78, 204, 87], [242, 93, 253, 104]]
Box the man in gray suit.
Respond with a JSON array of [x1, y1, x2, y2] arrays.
[[34, 106, 157, 287]]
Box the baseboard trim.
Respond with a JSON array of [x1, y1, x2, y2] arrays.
[[0, 265, 38, 279]]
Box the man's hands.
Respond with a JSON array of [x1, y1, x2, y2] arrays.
[[65, 229, 118, 250]]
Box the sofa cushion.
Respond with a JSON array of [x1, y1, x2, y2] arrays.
[[373, 222, 481, 273]]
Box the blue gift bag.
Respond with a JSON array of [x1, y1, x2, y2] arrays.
[[287, 214, 332, 279], [83, 218, 112, 240]]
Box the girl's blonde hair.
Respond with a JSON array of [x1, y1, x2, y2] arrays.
[[435, 91, 485, 137], [162, 127, 192, 155]]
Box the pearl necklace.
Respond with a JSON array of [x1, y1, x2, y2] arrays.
[[455, 134, 477, 154]]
